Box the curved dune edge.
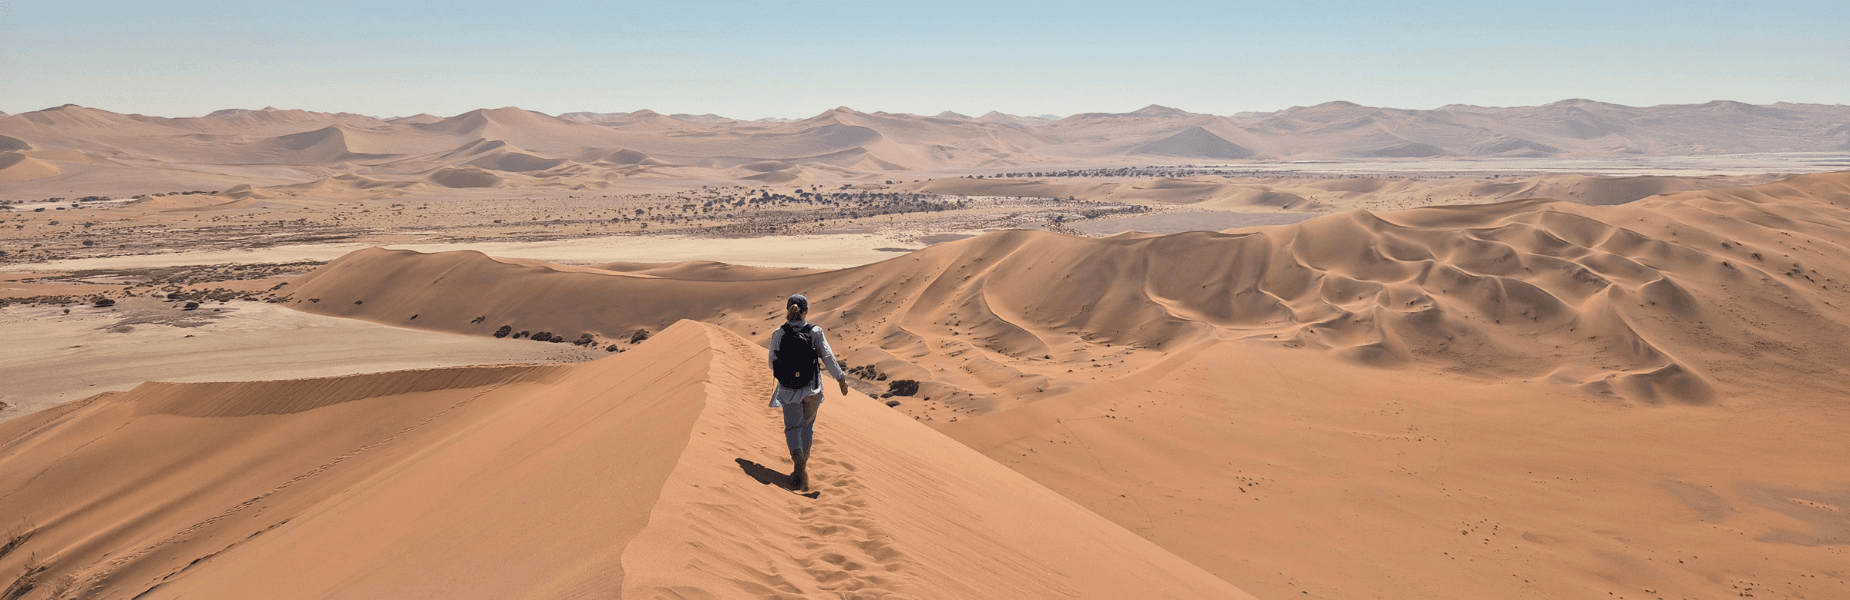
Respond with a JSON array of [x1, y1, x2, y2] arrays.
[[283, 172, 1850, 407], [0, 151, 61, 184], [0, 321, 1250, 600]]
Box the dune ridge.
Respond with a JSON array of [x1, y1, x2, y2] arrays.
[[0, 320, 1248, 599]]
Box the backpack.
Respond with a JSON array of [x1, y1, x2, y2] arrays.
[[772, 322, 820, 389]]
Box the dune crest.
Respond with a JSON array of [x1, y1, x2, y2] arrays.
[[0, 321, 1248, 599]]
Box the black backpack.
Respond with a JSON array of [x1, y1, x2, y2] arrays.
[[772, 322, 820, 389]]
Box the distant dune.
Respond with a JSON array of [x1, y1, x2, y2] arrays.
[[0, 101, 1845, 196], [0, 152, 61, 184], [1130, 126, 1256, 160]]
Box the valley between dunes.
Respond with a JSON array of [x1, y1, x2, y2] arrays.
[[4, 173, 1850, 599]]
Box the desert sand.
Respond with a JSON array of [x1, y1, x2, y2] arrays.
[[4, 101, 1850, 599], [0, 321, 1248, 599]]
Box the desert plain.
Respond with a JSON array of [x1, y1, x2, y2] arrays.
[[1, 100, 1849, 599]]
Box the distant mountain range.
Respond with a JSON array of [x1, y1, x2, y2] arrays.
[[1, 100, 1845, 193]]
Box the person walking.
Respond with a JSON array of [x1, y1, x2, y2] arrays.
[[768, 293, 849, 492]]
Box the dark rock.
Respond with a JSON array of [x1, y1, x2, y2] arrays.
[[574, 333, 594, 346], [887, 379, 920, 396], [354, 300, 363, 305], [409, 314, 418, 320], [605, 344, 619, 352], [885, 400, 900, 407], [630, 329, 651, 343], [494, 325, 512, 338], [471, 316, 486, 324], [515, 330, 529, 339], [183, 302, 199, 310], [93, 298, 115, 307]]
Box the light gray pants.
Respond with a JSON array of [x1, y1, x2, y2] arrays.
[[782, 393, 821, 453]]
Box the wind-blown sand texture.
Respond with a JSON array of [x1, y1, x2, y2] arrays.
[[0, 321, 1248, 599]]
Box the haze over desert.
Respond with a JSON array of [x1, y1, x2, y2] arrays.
[[4, 2, 1849, 599]]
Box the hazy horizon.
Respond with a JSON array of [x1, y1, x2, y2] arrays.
[[5, 1, 1846, 120], [12, 97, 1850, 123]]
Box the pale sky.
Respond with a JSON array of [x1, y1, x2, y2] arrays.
[[3, 0, 1846, 119]]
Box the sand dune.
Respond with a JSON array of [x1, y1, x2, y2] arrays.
[[385, 113, 443, 125], [249, 125, 398, 164], [282, 173, 1850, 410], [269, 172, 430, 197], [590, 147, 670, 166], [3, 100, 1844, 198], [427, 166, 507, 188], [0, 134, 31, 152], [0, 152, 61, 184], [0, 320, 1249, 599], [464, 148, 571, 173], [1130, 125, 1255, 160]]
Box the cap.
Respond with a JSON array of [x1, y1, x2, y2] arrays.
[[787, 294, 809, 311]]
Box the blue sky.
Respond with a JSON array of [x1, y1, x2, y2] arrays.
[[3, 0, 1846, 119]]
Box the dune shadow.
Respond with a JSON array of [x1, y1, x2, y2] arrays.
[[734, 458, 819, 498]]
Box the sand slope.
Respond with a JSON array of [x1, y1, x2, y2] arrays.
[[942, 336, 1850, 600], [0, 320, 1248, 599]]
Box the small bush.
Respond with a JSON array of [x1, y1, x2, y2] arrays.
[[887, 379, 919, 396]]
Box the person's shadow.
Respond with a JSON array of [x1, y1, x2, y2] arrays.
[[735, 458, 820, 498]]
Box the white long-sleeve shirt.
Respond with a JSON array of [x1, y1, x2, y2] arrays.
[[767, 320, 847, 407]]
